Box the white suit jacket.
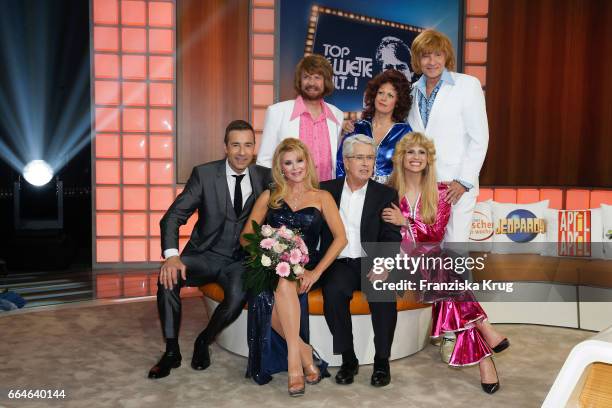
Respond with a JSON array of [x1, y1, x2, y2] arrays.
[[407, 72, 489, 191], [256, 99, 344, 177]]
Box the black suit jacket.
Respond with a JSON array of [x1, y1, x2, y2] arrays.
[[160, 160, 272, 256], [319, 178, 401, 255]]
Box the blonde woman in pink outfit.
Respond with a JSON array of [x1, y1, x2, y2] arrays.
[[383, 132, 509, 394]]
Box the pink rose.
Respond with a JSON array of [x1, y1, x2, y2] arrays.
[[260, 238, 275, 250], [297, 239, 308, 255], [276, 262, 290, 277], [280, 253, 290, 262], [289, 248, 302, 265], [301, 254, 309, 265], [277, 226, 294, 240]]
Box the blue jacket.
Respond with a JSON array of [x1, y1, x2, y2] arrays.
[[336, 120, 412, 180]]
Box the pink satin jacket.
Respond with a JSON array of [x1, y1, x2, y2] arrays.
[[399, 183, 451, 243]]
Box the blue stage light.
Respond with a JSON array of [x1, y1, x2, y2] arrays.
[[0, 1, 90, 185], [22, 159, 54, 186]]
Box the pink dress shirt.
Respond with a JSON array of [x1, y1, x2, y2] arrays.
[[290, 96, 338, 182]]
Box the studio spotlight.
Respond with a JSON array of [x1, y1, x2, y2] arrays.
[[23, 160, 54, 187]]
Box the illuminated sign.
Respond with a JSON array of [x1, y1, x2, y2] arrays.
[[558, 210, 591, 257]]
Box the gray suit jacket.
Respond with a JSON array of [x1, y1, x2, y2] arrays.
[[160, 160, 272, 256]]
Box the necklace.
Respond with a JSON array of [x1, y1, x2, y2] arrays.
[[287, 194, 300, 210], [286, 186, 306, 210]]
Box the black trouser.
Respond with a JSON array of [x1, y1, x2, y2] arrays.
[[322, 258, 397, 359], [157, 250, 247, 344]]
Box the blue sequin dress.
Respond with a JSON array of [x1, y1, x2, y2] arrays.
[[336, 120, 412, 184], [245, 202, 329, 385]]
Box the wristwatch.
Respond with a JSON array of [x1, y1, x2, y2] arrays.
[[453, 179, 471, 192]]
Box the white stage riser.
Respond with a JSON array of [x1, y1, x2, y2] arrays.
[[204, 297, 432, 366], [480, 282, 612, 330]]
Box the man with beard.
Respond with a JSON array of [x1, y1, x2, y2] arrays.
[[257, 54, 344, 181]]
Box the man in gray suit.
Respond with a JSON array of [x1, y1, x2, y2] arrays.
[[148, 120, 272, 379]]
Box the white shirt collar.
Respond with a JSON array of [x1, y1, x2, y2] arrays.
[[415, 68, 455, 97], [343, 178, 368, 195], [225, 160, 249, 178]]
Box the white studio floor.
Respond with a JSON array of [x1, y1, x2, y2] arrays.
[[0, 297, 592, 408]]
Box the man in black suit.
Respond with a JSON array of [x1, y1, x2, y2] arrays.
[[148, 120, 272, 379], [320, 134, 401, 387]]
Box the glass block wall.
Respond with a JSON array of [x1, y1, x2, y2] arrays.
[[92, 0, 182, 266], [464, 0, 489, 90], [250, 0, 276, 149]]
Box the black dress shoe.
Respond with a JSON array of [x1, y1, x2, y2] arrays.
[[335, 360, 359, 385], [148, 350, 182, 379], [481, 358, 500, 394], [370, 366, 391, 387], [481, 382, 500, 394], [492, 338, 510, 354], [191, 340, 211, 370]]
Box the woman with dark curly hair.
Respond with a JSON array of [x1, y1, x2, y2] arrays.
[[336, 69, 412, 184]]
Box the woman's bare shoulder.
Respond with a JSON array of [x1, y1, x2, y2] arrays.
[[314, 189, 337, 208]]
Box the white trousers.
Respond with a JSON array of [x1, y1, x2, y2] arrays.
[[444, 189, 477, 243]]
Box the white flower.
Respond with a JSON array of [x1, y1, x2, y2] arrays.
[[272, 242, 287, 254], [260, 254, 272, 267], [261, 225, 274, 237], [292, 265, 304, 276]]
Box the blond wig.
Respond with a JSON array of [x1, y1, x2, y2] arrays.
[[269, 138, 319, 209], [388, 132, 439, 225], [410, 29, 456, 74]]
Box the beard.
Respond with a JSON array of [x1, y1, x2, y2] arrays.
[[300, 85, 324, 101]]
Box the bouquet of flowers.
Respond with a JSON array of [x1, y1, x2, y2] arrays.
[[243, 221, 310, 294]]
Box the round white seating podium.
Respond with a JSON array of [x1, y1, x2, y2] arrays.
[[201, 284, 432, 366]]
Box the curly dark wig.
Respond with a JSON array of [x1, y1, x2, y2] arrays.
[[361, 69, 412, 123]]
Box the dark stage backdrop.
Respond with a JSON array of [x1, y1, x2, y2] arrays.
[[482, 0, 612, 188], [177, 0, 250, 183], [0, 0, 91, 270]]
